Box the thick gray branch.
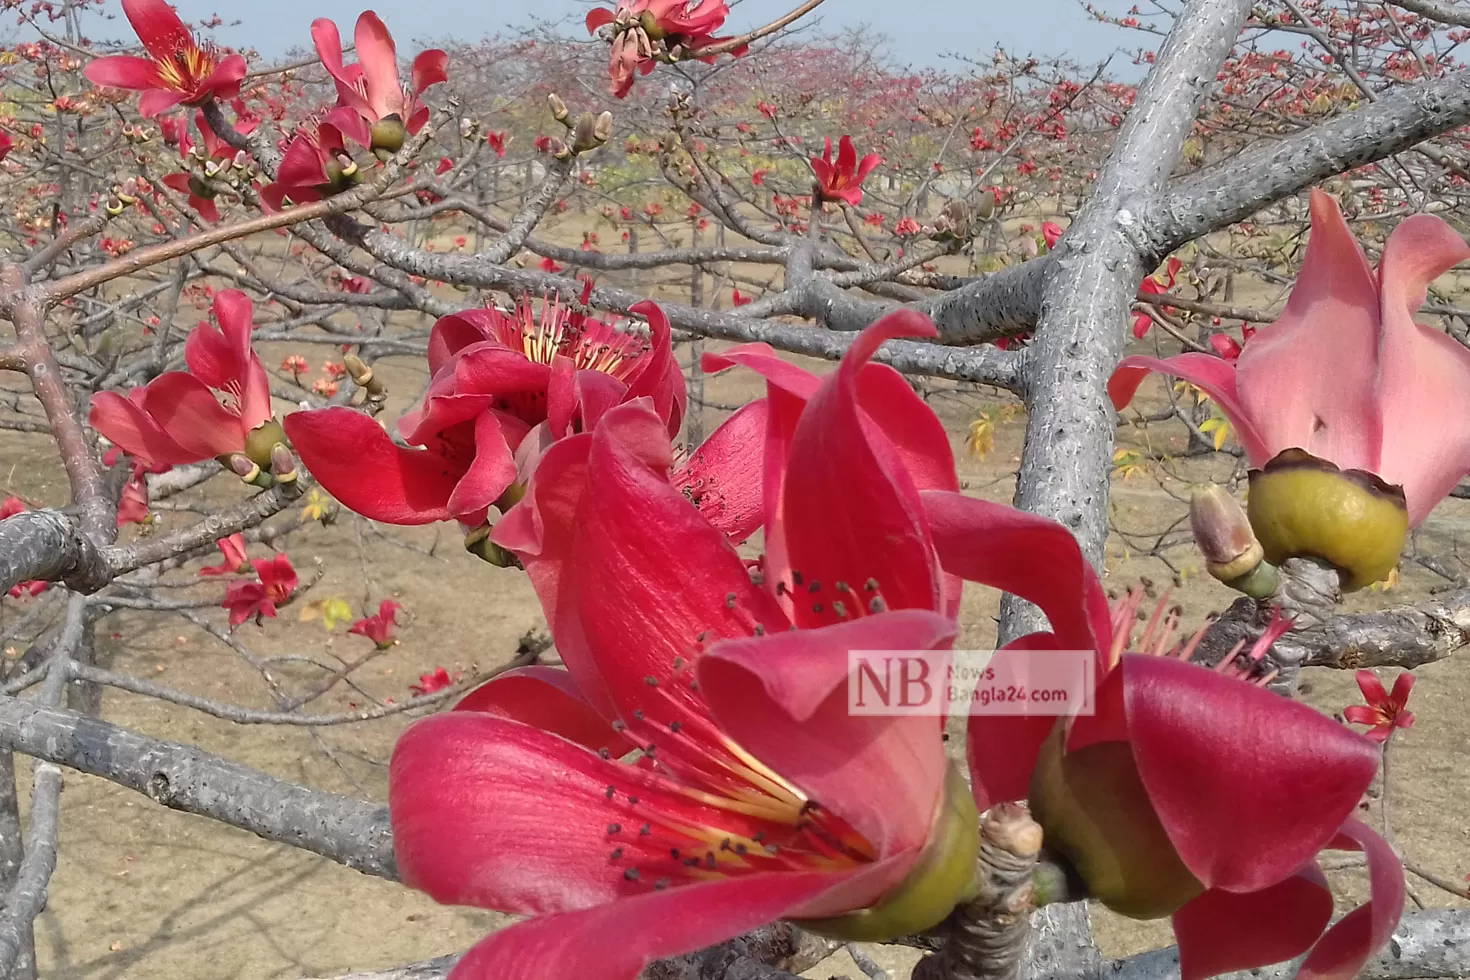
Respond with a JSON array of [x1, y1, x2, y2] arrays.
[[0, 695, 396, 879], [1388, 0, 1470, 26]]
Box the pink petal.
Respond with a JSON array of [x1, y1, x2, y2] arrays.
[[1354, 668, 1389, 708], [700, 609, 955, 858], [391, 712, 736, 914], [1389, 669, 1415, 710], [1299, 819, 1405, 980], [410, 49, 449, 96], [920, 491, 1111, 653], [553, 402, 786, 727], [1108, 353, 1274, 465], [282, 407, 460, 524], [137, 88, 186, 118], [89, 389, 197, 469], [775, 310, 943, 624], [354, 11, 403, 119], [83, 55, 162, 91], [1373, 212, 1470, 524], [445, 863, 890, 980], [141, 372, 246, 458], [854, 152, 883, 184], [121, 0, 191, 62], [623, 301, 682, 435], [454, 665, 633, 755], [671, 400, 768, 544], [310, 17, 350, 84], [1173, 866, 1334, 980], [198, 53, 246, 100], [836, 135, 857, 177], [963, 633, 1080, 810], [444, 411, 519, 522], [1122, 655, 1381, 893], [1234, 189, 1382, 471], [586, 7, 616, 32]]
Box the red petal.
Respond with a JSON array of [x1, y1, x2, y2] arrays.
[[964, 633, 1078, 810], [83, 55, 162, 91], [836, 135, 857, 177], [671, 400, 768, 544], [282, 407, 460, 524], [454, 665, 633, 755], [1354, 668, 1389, 708], [121, 0, 192, 62], [354, 11, 403, 119], [1299, 819, 1404, 980], [1235, 189, 1382, 472], [1173, 867, 1334, 980], [1388, 669, 1415, 710], [585, 7, 616, 33], [776, 310, 943, 623], [137, 88, 185, 118], [141, 372, 245, 458], [920, 491, 1111, 653], [445, 411, 519, 522], [1108, 353, 1274, 465], [1373, 211, 1470, 524], [700, 609, 956, 857], [624, 301, 682, 435], [1122, 655, 1380, 892], [445, 865, 880, 980], [410, 49, 449, 96], [198, 53, 246, 100], [556, 403, 786, 726], [310, 17, 349, 84], [391, 712, 730, 914], [89, 389, 196, 468]]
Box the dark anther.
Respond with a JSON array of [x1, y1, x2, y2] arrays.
[[672, 656, 685, 670], [624, 867, 641, 881], [670, 848, 681, 859], [611, 720, 627, 732], [611, 847, 624, 859], [606, 785, 617, 800], [608, 823, 622, 834], [753, 623, 766, 636], [792, 570, 804, 585], [644, 675, 659, 686], [599, 747, 611, 759], [640, 824, 652, 836], [720, 838, 732, 851], [808, 580, 821, 593], [836, 580, 850, 592], [633, 709, 644, 721], [705, 852, 718, 869], [833, 601, 848, 619], [812, 602, 824, 614], [655, 877, 671, 890], [869, 597, 887, 613], [628, 796, 639, 805], [669, 721, 682, 733], [865, 578, 879, 591], [734, 843, 748, 854], [776, 581, 787, 596], [725, 592, 737, 608]]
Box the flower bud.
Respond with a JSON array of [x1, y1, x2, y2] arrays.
[[1189, 484, 1275, 596], [594, 111, 613, 145], [270, 443, 298, 485], [459, 117, 477, 139], [226, 453, 265, 486], [547, 93, 570, 123], [187, 173, 219, 200]]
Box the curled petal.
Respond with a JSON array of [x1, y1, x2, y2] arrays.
[[1300, 818, 1405, 980], [1173, 866, 1334, 980], [671, 400, 768, 544], [1109, 353, 1274, 465], [454, 666, 633, 755], [283, 407, 460, 524]]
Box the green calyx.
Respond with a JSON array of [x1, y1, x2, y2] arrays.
[[1028, 721, 1203, 920], [243, 419, 288, 470], [1246, 448, 1407, 592], [796, 763, 981, 942]]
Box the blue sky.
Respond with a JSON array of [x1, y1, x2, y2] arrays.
[[78, 0, 1132, 67]]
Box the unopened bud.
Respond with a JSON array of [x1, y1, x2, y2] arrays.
[[343, 353, 373, 387], [1191, 484, 1275, 596], [227, 453, 265, 485], [270, 443, 299, 488], [459, 117, 477, 139], [547, 137, 571, 160], [105, 198, 127, 216], [187, 173, 218, 200], [593, 111, 613, 144], [548, 93, 570, 123], [232, 150, 249, 170]]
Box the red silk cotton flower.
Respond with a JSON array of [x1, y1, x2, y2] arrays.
[[310, 11, 448, 158], [90, 290, 280, 471], [284, 295, 687, 528], [811, 136, 882, 208], [586, 0, 743, 98], [1344, 669, 1415, 743], [916, 491, 1402, 980], [390, 311, 976, 980], [83, 0, 247, 117], [1112, 190, 1470, 528], [349, 600, 402, 649], [222, 554, 298, 627]]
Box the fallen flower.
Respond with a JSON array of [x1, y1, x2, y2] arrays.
[[1344, 669, 1415, 743], [222, 554, 298, 626], [349, 600, 402, 649]]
